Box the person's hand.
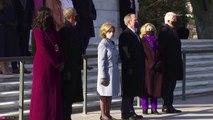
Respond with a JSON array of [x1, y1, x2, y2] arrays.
[[59, 63, 64, 72], [100, 78, 109, 87], [154, 61, 162, 71], [89, 13, 96, 20]]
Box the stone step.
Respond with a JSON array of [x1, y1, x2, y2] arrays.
[[1, 83, 213, 117], [186, 61, 213, 67], [1, 77, 212, 109], [186, 54, 213, 62], [0, 81, 32, 91], [0, 74, 32, 83], [0, 89, 31, 103], [185, 66, 213, 75], [186, 73, 213, 81], [174, 83, 213, 96], [181, 39, 213, 44], [176, 79, 213, 89]]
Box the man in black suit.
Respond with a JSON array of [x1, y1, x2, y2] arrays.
[[59, 8, 83, 120], [119, 13, 145, 120], [119, 0, 136, 31], [72, 0, 96, 55], [158, 12, 183, 113], [12, 0, 34, 73], [72, 0, 96, 69]]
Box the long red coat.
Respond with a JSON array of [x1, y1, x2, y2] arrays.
[[141, 37, 163, 97], [29, 28, 63, 120]]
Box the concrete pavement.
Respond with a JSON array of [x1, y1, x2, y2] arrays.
[[72, 94, 213, 120]]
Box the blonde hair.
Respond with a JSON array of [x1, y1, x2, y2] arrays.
[[63, 7, 77, 19], [99, 22, 115, 38], [164, 12, 176, 24], [140, 23, 157, 38]]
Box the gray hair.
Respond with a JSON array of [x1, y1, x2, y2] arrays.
[[63, 7, 77, 19], [123, 13, 132, 26], [164, 12, 176, 24]]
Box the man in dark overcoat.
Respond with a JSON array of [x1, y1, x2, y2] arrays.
[[59, 8, 83, 120], [119, 0, 136, 31], [11, 0, 34, 73], [119, 13, 145, 120], [72, 0, 96, 55], [158, 12, 183, 113], [0, 0, 20, 74]]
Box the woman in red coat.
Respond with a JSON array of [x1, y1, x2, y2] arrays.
[[29, 7, 64, 120], [140, 23, 163, 115]]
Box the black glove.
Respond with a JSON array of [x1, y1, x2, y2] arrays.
[[154, 61, 162, 71], [100, 78, 109, 87], [59, 63, 64, 72]]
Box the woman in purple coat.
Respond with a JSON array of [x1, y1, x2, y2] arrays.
[[29, 7, 64, 120]]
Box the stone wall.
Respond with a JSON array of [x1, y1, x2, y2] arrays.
[[91, 0, 139, 44], [90, 0, 121, 44]]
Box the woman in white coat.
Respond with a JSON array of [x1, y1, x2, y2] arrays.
[[97, 22, 120, 120]]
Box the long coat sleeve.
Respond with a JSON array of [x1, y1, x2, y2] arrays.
[[29, 27, 63, 120]]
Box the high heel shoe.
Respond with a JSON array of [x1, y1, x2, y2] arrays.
[[107, 115, 113, 120], [142, 109, 148, 114], [151, 109, 160, 115], [100, 115, 111, 120]]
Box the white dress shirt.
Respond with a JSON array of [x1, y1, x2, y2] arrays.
[[60, 0, 73, 10]]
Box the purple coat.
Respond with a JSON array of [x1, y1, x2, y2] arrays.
[[29, 28, 63, 120]]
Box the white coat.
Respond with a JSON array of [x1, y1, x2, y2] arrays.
[[97, 39, 120, 96]]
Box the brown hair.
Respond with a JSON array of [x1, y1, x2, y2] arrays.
[[32, 7, 55, 30]]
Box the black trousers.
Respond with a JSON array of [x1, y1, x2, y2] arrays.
[[62, 100, 73, 120], [11, 25, 31, 70], [121, 97, 135, 117], [81, 35, 90, 54], [162, 79, 177, 107]]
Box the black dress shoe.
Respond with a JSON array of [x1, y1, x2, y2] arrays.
[[121, 115, 129, 120], [162, 106, 182, 113], [142, 109, 148, 114], [131, 113, 143, 119], [151, 109, 160, 115], [129, 116, 137, 120]]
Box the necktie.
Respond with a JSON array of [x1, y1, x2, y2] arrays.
[[134, 31, 141, 43]]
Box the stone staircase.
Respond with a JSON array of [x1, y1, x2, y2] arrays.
[[1, 40, 213, 118]]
